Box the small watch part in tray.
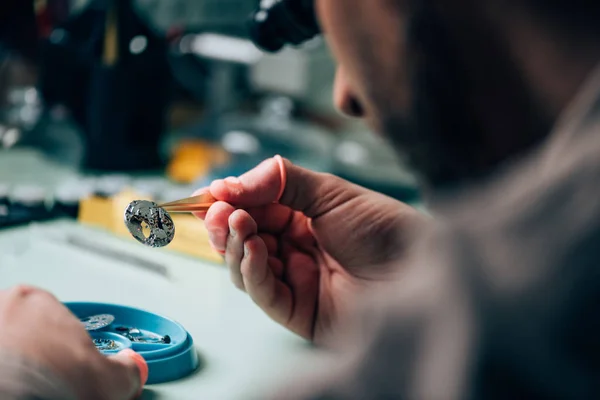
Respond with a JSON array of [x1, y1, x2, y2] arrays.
[[93, 338, 123, 351], [81, 314, 115, 331], [116, 326, 171, 344]]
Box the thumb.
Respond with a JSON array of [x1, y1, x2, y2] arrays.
[[210, 156, 363, 218], [106, 349, 148, 399]]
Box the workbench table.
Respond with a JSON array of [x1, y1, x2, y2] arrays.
[[0, 150, 318, 399]]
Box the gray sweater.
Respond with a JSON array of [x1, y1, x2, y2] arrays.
[[277, 64, 600, 399], [3, 64, 600, 399]]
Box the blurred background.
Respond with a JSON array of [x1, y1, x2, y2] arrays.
[[0, 0, 419, 259]]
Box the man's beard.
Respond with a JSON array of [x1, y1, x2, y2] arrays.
[[385, 2, 551, 190]]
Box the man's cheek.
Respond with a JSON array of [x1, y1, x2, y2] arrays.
[[364, 112, 387, 137]]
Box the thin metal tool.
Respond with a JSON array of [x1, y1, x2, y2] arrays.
[[157, 191, 217, 214], [66, 235, 169, 277]]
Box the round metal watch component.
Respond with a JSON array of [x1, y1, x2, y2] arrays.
[[124, 200, 175, 248], [81, 314, 115, 331], [93, 338, 123, 352]]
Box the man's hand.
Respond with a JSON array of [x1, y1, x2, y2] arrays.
[[0, 285, 148, 400], [202, 156, 426, 342]]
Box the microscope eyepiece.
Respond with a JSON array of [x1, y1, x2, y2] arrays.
[[248, 0, 320, 53]]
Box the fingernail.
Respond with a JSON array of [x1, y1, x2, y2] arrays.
[[224, 176, 242, 187], [209, 240, 226, 255], [192, 188, 209, 196], [119, 349, 148, 395], [193, 211, 207, 220], [243, 244, 249, 258], [229, 223, 237, 238], [274, 155, 287, 202], [208, 229, 226, 251]]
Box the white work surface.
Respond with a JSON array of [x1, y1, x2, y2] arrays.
[[0, 150, 322, 400], [0, 221, 321, 399]]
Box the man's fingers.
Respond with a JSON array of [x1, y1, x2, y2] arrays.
[[282, 250, 320, 331], [225, 210, 258, 291], [268, 256, 284, 279], [204, 202, 236, 253], [246, 203, 295, 234], [241, 236, 293, 327], [190, 187, 211, 220], [258, 233, 279, 255], [106, 349, 148, 399], [210, 157, 362, 218], [210, 159, 282, 207]]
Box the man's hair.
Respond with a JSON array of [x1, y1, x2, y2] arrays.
[[524, 1, 600, 37]]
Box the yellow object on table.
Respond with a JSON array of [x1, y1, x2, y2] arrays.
[[166, 140, 229, 184], [78, 189, 223, 264], [78, 195, 113, 231]]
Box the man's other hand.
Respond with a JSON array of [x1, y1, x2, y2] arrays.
[[0, 285, 148, 400]]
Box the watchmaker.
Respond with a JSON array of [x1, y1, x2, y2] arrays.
[[2, 0, 600, 399], [202, 0, 600, 398]]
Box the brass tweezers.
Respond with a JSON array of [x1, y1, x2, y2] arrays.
[[158, 191, 216, 214]]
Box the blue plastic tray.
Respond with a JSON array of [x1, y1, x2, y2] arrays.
[[65, 302, 199, 384]]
